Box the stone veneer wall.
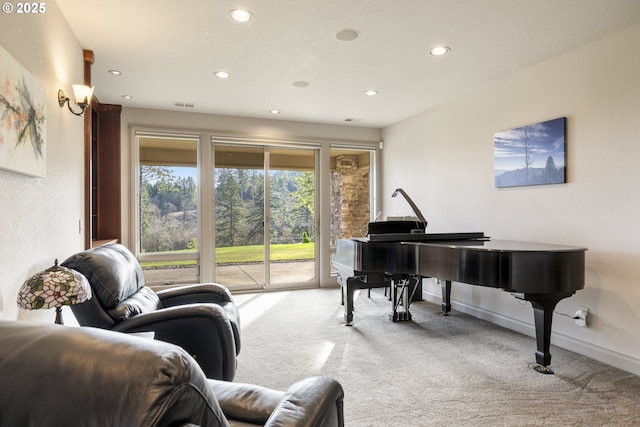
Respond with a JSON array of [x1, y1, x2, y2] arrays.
[[331, 155, 370, 245]]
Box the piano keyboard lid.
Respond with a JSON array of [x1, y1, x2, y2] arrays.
[[367, 231, 486, 242]]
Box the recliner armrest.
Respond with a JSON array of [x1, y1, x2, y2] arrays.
[[112, 304, 238, 381], [156, 284, 241, 355], [208, 380, 284, 425], [156, 283, 234, 306], [265, 377, 344, 427]]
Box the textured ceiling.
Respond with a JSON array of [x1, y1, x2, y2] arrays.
[[55, 0, 640, 128]]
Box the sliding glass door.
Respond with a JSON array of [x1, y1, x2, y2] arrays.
[[213, 141, 318, 291], [133, 130, 378, 289]]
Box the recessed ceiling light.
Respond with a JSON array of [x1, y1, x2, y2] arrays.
[[429, 46, 451, 56], [214, 71, 231, 79], [293, 81, 310, 88], [269, 109, 281, 115], [228, 9, 254, 22], [334, 29, 360, 42], [108, 70, 122, 76], [364, 90, 379, 96], [122, 95, 132, 100]]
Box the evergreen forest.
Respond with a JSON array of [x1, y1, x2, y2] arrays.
[[140, 166, 315, 254]]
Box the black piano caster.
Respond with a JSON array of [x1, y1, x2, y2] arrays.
[[534, 365, 555, 375]]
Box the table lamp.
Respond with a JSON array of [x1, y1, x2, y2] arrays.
[[17, 259, 92, 325]]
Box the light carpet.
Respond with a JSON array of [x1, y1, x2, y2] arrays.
[[232, 288, 640, 426]]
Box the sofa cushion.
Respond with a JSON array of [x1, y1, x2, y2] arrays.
[[62, 243, 146, 310]]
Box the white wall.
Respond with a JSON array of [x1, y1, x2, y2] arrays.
[[0, 4, 86, 323], [382, 24, 640, 374]]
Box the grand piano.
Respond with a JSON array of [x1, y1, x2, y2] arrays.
[[332, 191, 587, 373], [333, 235, 587, 373]]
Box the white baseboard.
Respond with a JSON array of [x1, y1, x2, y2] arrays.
[[421, 291, 640, 377]]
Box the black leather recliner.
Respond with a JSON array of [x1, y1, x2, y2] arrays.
[[0, 320, 345, 427], [62, 243, 240, 381]]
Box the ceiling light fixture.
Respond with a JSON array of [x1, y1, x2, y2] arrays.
[[364, 90, 379, 96], [214, 71, 231, 79], [228, 9, 254, 23], [269, 109, 281, 115], [293, 81, 309, 88], [122, 95, 133, 100], [429, 46, 451, 56], [108, 70, 122, 76]]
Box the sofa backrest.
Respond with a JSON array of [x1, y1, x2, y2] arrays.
[[0, 320, 230, 427]]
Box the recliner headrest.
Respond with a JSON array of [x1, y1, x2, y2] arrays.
[[62, 243, 146, 309]]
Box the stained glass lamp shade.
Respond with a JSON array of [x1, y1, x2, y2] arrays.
[[17, 259, 92, 325]]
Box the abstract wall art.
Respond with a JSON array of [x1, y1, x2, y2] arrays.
[[494, 117, 566, 188], [0, 44, 47, 177]]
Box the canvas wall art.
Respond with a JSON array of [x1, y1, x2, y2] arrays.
[[0, 44, 47, 177], [494, 117, 566, 188]]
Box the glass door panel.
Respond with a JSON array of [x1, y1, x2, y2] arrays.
[[268, 147, 317, 286], [213, 143, 318, 290], [214, 145, 265, 289], [137, 135, 199, 285]]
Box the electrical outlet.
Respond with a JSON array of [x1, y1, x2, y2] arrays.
[[574, 307, 589, 327]]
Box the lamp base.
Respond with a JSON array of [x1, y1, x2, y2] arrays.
[[55, 307, 64, 325]]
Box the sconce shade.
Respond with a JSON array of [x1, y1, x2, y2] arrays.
[[17, 259, 92, 324], [58, 84, 94, 116], [72, 84, 94, 106]]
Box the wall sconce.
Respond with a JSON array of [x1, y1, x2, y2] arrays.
[[58, 84, 94, 116]]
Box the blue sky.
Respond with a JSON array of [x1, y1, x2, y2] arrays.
[[494, 117, 566, 173], [170, 166, 197, 180]]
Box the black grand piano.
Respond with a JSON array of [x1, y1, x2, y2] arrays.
[[332, 191, 587, 373]]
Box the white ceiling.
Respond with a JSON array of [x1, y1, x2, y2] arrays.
[[55, 0, 640, 128]]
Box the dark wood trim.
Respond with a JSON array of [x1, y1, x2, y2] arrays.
[[82, 49, 122, 248], [83, 50, 94, 249]]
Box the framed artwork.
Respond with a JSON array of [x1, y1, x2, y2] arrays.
[[494, 117, 566, 188], [0, 44, 47, 177]]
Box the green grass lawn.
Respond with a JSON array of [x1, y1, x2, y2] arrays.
[[140, 243, 315, 268]]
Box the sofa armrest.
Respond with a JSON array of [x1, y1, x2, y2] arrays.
[[156, 283, 234, 306], [112, 304, 238, 381], [209, 377, 344, 427], [265, 377, 344, 427]]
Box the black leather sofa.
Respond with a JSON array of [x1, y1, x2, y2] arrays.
[[0, 320, 344, 427]]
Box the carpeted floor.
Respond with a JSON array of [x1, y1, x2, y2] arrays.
[[233, 288, 640, 426]]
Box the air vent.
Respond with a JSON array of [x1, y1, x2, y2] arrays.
[[173, 102, 195, 108]]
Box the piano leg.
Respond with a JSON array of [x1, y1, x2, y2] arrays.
[[343, 273, 391, 326], [343, 277, 359, 325], [526, 291, 576, 374], [440, 279, 452, 315]]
